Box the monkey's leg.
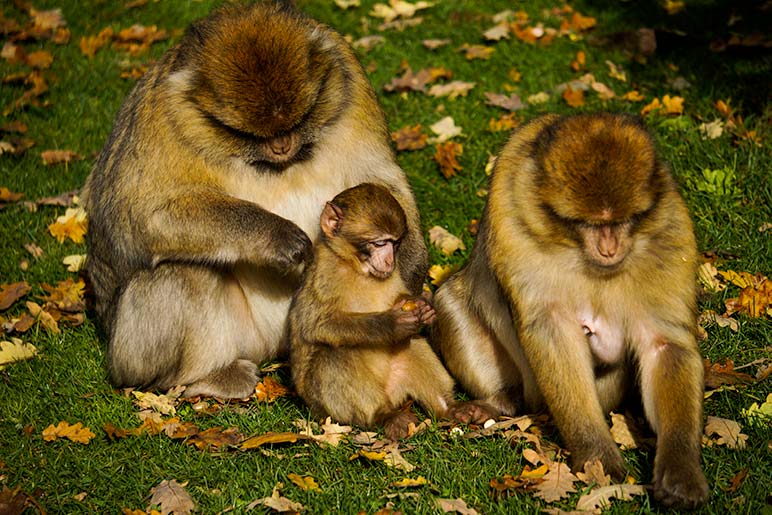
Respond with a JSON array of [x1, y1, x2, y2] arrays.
[[520, 311, 626, 481], [109, 265, 260, 398], [638, 337, 708, 509], [433, 280, 522, 416]]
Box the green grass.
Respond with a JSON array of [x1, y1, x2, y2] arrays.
[[1, 0, 770, 513]]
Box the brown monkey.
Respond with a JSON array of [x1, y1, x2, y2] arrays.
[[81, 1, 427, 398], [432, 113, 708, 508], [290, 184, 490, 439]]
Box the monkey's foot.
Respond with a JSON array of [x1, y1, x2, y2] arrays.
[[572, 446, 627, 484], [448, 400, 500, 425], [383, 411, 420, 441], [653, 460, 709, 509], [183, 359, 259, 399]]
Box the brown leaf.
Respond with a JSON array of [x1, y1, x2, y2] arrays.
[[458, 44, 495, 60], [0, 121, 28, 134], [609, 412, 639, 450], [391, 124, 428, 151], [352, 35, 385, 51], [570, 50, 586, 71], [23, 243, 43, 259], [36, 189, 79, 207], [0, 282, 31, 310], [0, 486, 31, 514], [25, 301, 60, 334], [722, 467, 749, 493], [188, 426, 243, 450], [240, 431, 310, 450], [562, 86, 585, 107], [484, 92, 525, 111], [383, 67, 435, 93], [254, 376, 289, 403], [434, 142, 463, 179], [148, 480, 195, 515], [488, 113, 518, 132], [532, 461, 578, 502], [704, 359, 755, 389], [576, 484, 646, 511], [422, 38, 451, 50], [436, 498, 479, 515], [25, 50, 53, 69], [31, 8, 67, 32], [704, 416, 747, 449], [576, 459, 611, 487], [40, 278, 86, 313], [0, 187, 24, 204], [641, 97, 662, 116], [247, 484, 304, 513], [662, 94, 684, 115], [483, 23, 510, 41], [428, 80, 476, 99], [42, 421, 95, 444], [41, 149, 82, 166], [1, 42, 26, 64], [80, 27, 115, 58]]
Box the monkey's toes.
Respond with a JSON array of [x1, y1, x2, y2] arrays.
[[653, 465, 709, 509], [448, 400, 500, 424], [383, 411, 420, 440]]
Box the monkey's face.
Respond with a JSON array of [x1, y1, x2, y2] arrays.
[[537, 114, 661, 273], [186, 3, 348, 170], [360, 237, 400, 279]]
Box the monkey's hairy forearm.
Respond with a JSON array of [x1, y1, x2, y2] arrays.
[[144, 189, 307, 266], [309, 312, 405, 347]]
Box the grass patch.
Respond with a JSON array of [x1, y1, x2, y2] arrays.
[[1, 0, 770, 513]]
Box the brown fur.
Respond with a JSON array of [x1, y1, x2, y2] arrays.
[[82, 2, 427, 398], [432, 113, 708, 509], [290, 184, 493, 439]]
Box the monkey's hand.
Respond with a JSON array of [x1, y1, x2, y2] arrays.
[[391, 298, 432, 340], [262, 217, 313, 272]]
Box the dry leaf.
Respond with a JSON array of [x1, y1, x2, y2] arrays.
[[488, 113, 518, 132], [0, 187, 25, 204], [349, 449, 388, 462], [391, 124, 428, 151], [662, 94, 684, 115], [428, 80, 476, 99], [605, 60, 627, 82], [247, 483, 304, 513], [48, 207, 88, 244], [63, 254, 87, 272], [699, 119, 724, 140], [576, 459, 611, 487], [458, 44, 494, 60], [391, 476, 428, 488], [41, 149, 82, 166], [370, 1, 434, 22], [436, 498, 479, 515], [40, 278, 86, 312], [641, 97, 661, 116], [722, 467, 749, 493], [532, 461, 578, 502], [79, 27, 114, 58], [570, 50, 586, 71], [527, 92, 550, 104], [383, 445, 415, 472], [335, 0, 361, 9], [240, 432, 310, 450], [352, 35, 384, 51], [0, 338, 37, 369], [24, 243, 44, 259], [132, 390, 180, 415], [429, 116, 462, 143], [0, 282, 31, 310], [311, 417, 353, 446], [699, 310, 739, 333], [697, 262, 725, 293], [31, 8, 67, 31], [254, 376, 289, 403], [148, 480, 195, 515], [428, 264, 456, 286], [562, 86, 585, 107], [288, 473, 320, 492], [434, 142, 463, 179], [591, 81, 615, 100], [42, 421, 95, 444], [26, 301, 60, 334], [575, 484, 646, 511], [609, 412, 639, 450], [429, 226, 466, 255], [622, 90, 644, 102], [422, 38, 451, 49], [484, 92, 525, 111], [704, 416, 747, 449], [187, 426, 243, 450], [483, 24, 510, 41], [25, 50, 53, 69]]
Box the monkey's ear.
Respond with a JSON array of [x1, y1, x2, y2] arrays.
[[321, 202, 344, 238]]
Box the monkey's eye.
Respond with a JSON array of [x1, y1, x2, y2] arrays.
[[371, 240, 389, 248]]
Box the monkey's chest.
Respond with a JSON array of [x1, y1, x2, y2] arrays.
[[577, 311, 625, 365]]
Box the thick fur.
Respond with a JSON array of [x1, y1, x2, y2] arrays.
[[433, 113, 708, 509], [82, 2, 427, 398]]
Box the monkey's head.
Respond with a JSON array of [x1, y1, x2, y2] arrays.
[[181, 2, 349, 169], [534, 113, 667, 272], [320, 183, 407, 279]]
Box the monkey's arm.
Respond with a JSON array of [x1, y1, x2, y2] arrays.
[[145, 188, 311, 270]]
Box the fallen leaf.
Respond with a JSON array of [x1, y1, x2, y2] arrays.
[[383, 445, 415, 472], [436, 498, 479, 515], [575, 484, 646, 511], [254, 376, 289, 403], [0, 338, 37, 369], [187, 426, 243, 450], [0, 187, 24, 204], [434, 142, 463, 179], [609, 412, 638, 450], [532, 461, 578, 502], [40, 278, 86, 313], [63, 254, 87, 272], [699, 119, 724, 139], [334, 0, 360, 9], [31, 8, 67, 32], [483, 23, 510, 41], [428, 264, 456, 286], [484, 92, 525, 111], [247, 483, 304, 513], [704, 359, 754, 389], [311, 417, 353, 446], [704, 416, 748, 449], [349, 449, 388, 462], [391, 476, 428, 488], [422, 38, 451, 49], [429, 116, 463, 143], [25, 50, 53, 69], [527, 92, 550, 104], [576, 459, 611, 487], [488, 113, 518, 132], [662, 94, 684, 115], [591, 81, 615, 100], [370, 0, 434, 22], [0, 282, 31, 310], [697, 262, 725, 293], [35, 190, 79, 207], [41, 149, 82, 166], [0, 487, 30, 514], [26, 301, 60, 334], [148, 480, 195, 515], [240, 432, 310, 450], [352, 35, 385, 51], [622, 90, 645, 102], [742, 393, 771, 426], [24, 243, 44, 259], [429, 226, 466, 255], [640, 97, 661, 116], [458, 44, 494, 60], [383, 67, 434, 93], [133, 390, 180, 415], [391, 124, 428, 151], [562, 86, 585, 107], [721, 467, 749, 493], [699, 310, 739, 333], [79, 27, 114, 58], [428, 80, 476, 99], [42, 421, 95, 444], [570, 50, 586, 71], [605, 60, 627, 82], [288, 473, 320, 492], [48, 207, 88, 244]]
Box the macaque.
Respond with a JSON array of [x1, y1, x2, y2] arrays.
[[290, 184, 492, 439], [81, 1, 427, 398], [432, 113, 708, 508]]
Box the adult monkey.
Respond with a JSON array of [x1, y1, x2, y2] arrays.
[[432, 113, 708, 509], [82, 1, 427, 398]]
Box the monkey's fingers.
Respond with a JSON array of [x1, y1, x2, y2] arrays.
[[271, 221, 313, 271]]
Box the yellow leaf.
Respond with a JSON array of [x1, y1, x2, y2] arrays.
[[662, 94, 684, 115], [622, 90, 644, 102], [429, 226, 466, 255], [718, 270, 754, 289], [640, 97, 661, 116], [562, 86, 585, 107], [428, 264, 456, 286], [349, 449, 387, 461], [520, 463, 549, 479], [391, 476, 429, 488], [240, 431, 310, 450], [42, 421, 95, 444], [0, 338, 37, 369], [48, 207, 88, 244], [288, 473, 321, 491]]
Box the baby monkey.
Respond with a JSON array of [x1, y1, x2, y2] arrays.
[[290, 183, 490, 439]]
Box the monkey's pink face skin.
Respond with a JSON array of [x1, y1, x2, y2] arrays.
[[577, 222, 633, 270], [364, 240, 397, 279], [261, 133, 303, 163]]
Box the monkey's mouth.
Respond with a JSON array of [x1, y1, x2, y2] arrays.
[[586, 257, 626, 275], [249, 143, 314, 171]]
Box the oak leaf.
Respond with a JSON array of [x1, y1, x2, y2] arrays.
[[429, 226, 466, 255], [722, 467, 749, 493], [532, 461, 578, 502], [483, 23, 510, 41], [428, 80, 476, 99], [433, 142, 463, 179], [575, 484, 646, 511], [0, 282, 31, 310], [704, 359, 754, 389], [704, 416, 747, 449], [429, 116, 462, 143], [40, 278, 86, 313], [436, 498, 479, 515], [576, 458, 611, 487], [247, 483, 304, 513], [609, 412, 639, 450], [26, 301, 60, 334], [132, 389, 181, 415], [699, 119, 724, 139], [254, 376, 289, 403], [391, 124, 428, 151], [48, 207, 87, 244], [42, 421, 95, 444], [188, 426, 243, 450], [484, 92, 525, 111], [0, 338, 37, 369], [148, 480, 195, 515]]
